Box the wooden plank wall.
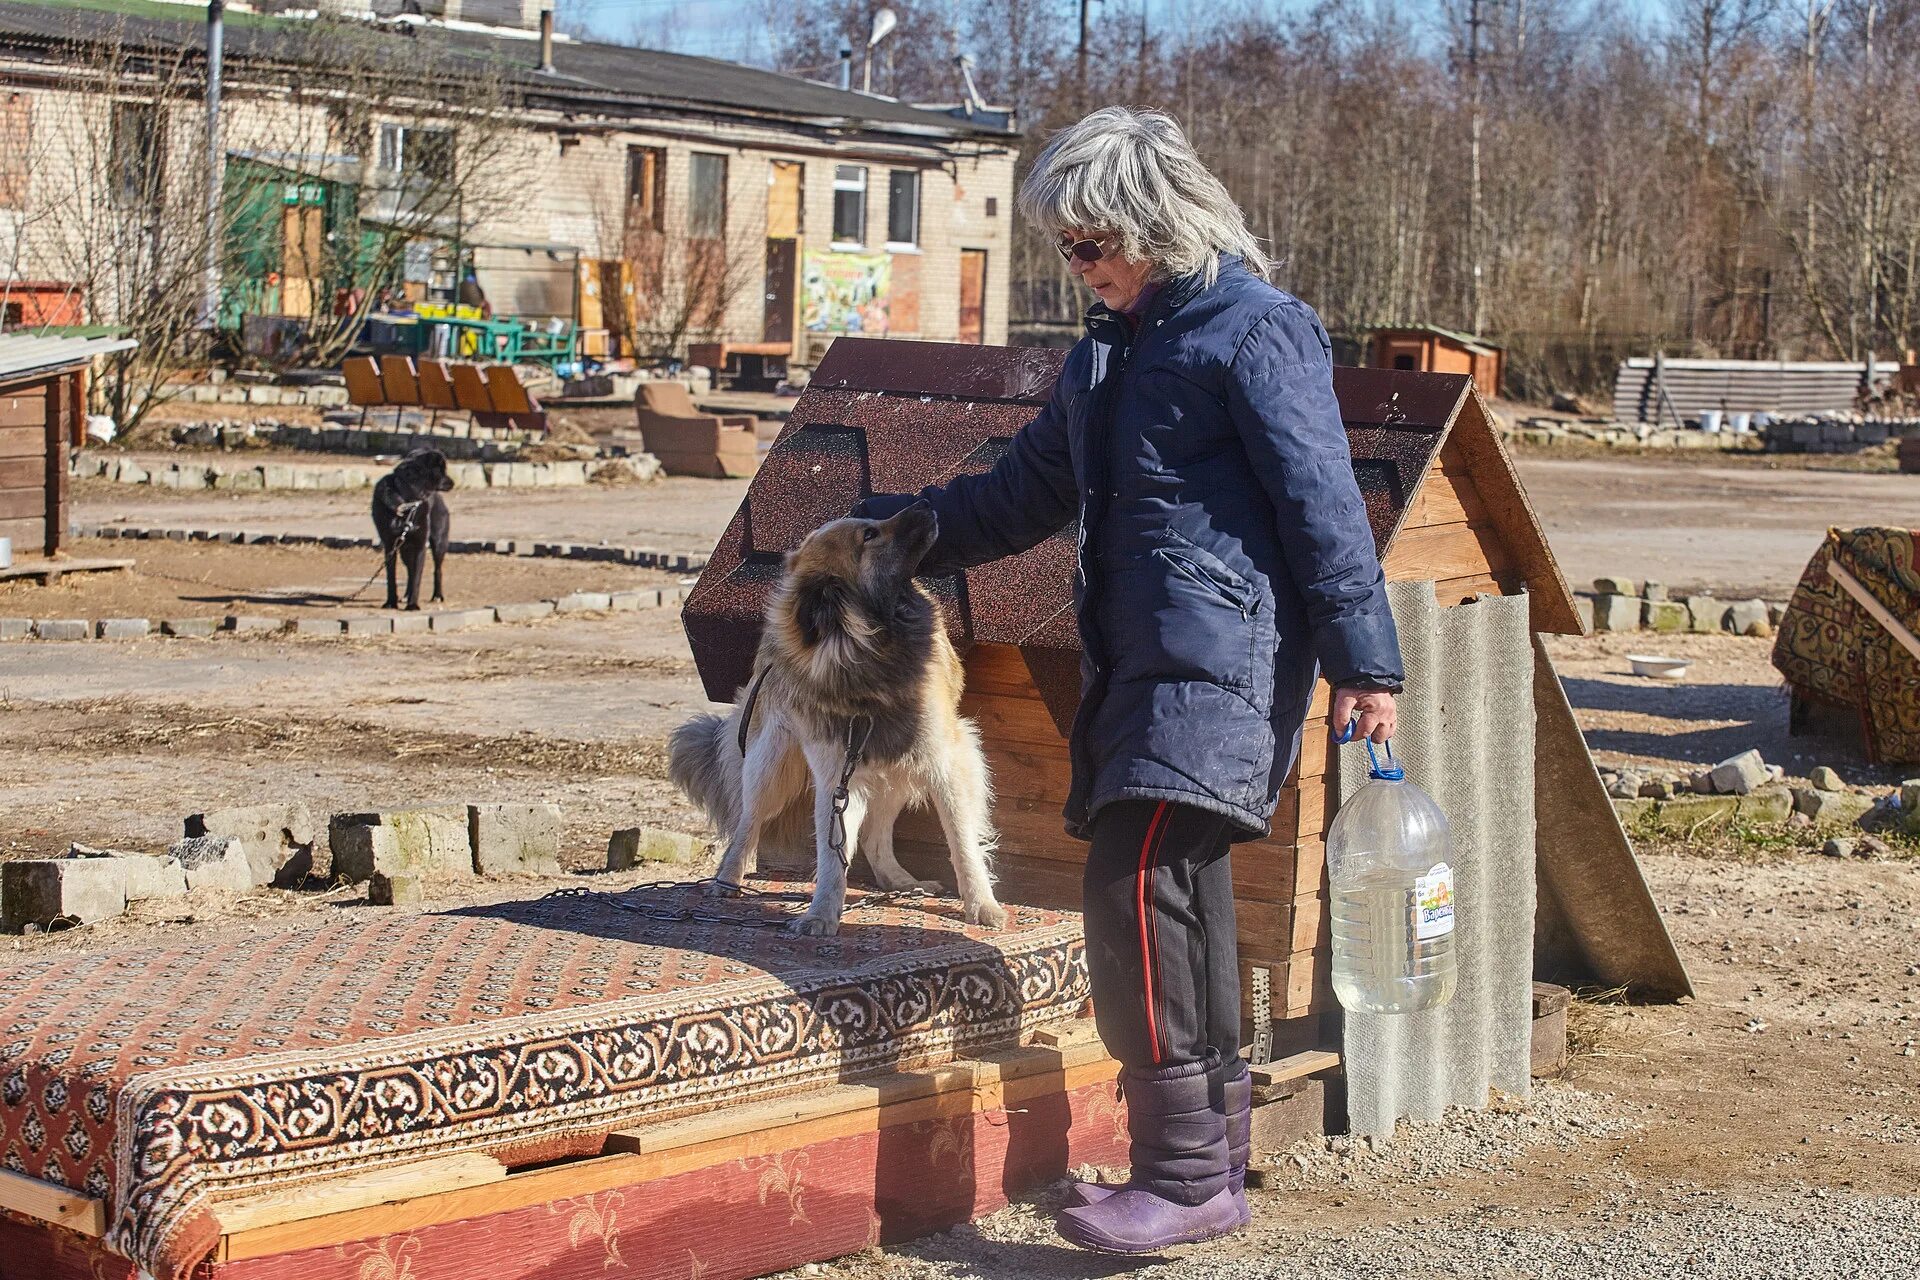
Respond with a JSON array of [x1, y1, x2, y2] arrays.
[[894, 465, 1507, 1054], [0, 377, 59, 558]]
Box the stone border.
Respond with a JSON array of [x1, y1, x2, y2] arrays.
[[0, 588, 691, 643], [5, 523, 705, 641], [1572, 579, 1788, 637], [70, 451, 660, 491]]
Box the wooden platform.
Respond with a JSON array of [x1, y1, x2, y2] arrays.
[[0, 1024, 1343, 1280], [0, 556, 132, 583]]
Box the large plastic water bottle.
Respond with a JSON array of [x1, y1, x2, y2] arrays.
[[1327, 738, 1458, 1014]]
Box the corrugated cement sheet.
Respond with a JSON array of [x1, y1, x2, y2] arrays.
[[1612, 357, 1886, 423], [1336, 582, 1536, 1138]]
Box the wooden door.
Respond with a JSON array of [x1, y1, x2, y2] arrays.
[[764, 237, 798, 345], [766, 161, 803, 239], [958, 249, 987, 345], [282, 205, 323, 317]]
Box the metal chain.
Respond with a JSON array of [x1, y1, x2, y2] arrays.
[[826, 714, 874, 871], [541, 876, 932, 930], [338, 499, 424, 604]]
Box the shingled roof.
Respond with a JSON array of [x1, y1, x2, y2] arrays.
[[682, 338, 1579, 729]]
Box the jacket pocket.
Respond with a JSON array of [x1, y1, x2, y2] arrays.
[[1155, 547, 1253, 618]]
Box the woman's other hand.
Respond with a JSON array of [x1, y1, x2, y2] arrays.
[[1332, 688, 1397, 744]]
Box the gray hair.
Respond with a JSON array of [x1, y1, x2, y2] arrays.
[[1017, 107, 1270, 286]]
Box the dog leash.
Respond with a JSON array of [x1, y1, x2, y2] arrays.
[[338, 499, 425, 605]]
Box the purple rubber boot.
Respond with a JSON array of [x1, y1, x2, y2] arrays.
[[1055, 1059, 1242, 1253], [1067, 1059, 1253, 1226]]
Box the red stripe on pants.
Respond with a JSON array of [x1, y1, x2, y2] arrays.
[[1135, 801, 1170, 1063]]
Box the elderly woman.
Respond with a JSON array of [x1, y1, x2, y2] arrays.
[[862, 107, 1403, 1251]]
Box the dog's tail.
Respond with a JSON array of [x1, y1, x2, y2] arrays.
[[668, 711, 742, 835]]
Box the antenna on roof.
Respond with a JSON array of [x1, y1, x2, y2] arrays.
[[954, 53, 985, 117], [863, 8, 896, 94]]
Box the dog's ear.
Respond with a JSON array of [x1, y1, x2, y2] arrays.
[[794, 574, 846, 649]]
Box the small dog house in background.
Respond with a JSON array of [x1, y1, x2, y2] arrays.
[[683, 337, 1690, 1068], [0, 333, 133, 560], [1367, 324, 1504, 398]]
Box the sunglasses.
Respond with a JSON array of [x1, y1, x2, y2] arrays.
[[1056, 235, 1113, 264]]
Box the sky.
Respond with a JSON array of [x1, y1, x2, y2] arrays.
[[554, 0, 1671, 71]]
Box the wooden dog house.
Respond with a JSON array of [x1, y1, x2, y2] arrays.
[[0, 334, 133, 560], [684, 337, 1686, 1059]]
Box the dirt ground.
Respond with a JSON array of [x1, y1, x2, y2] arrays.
[[7, 453, 1920, 1275], [0, 536, 683, 620], [75, 473, 750, 554]]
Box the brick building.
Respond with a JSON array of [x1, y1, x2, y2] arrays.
[[0, 0, 1016, 363]]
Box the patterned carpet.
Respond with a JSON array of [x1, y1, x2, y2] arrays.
[[0, 883, 1088, 1280], [1772, 527, 1920, 762]]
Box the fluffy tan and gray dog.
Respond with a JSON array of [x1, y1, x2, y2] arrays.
[[668, 503, 1007, 936]]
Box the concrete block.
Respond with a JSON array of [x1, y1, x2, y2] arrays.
[[369, 872, 425, 906], [391, 612, 432, 634], [449, 462, 487, 489], [1642, 600, 1688, 633], [609, 591, 647, 612], [1641, 581, 1667, 602], [119, 854, 189, 901], [1572, 596, 1594, 634], [343, 616, 394, 637], [1591, 594, 1641, 633], [1736, 788, 1793, 823], [93, 617, 150, 640], [166, 835, 254, 892], [2, 858, 129, 930], [493, 601, 556, 623], [555, 592, 614, 613], [1726, 599, 1771, 637], [1709, 749, 1770, 795], [469, 803, 564, 876], [329, 808, 472, 881], [607, 827, 695, 869], [430, 608, 494, 632], [0, 618, 32, 638], [1685, 596, 1726, 633], [212, 469, 265, 492], [225, 615, 282, 634], [262, 465, 294, 489], [1592, 576, 1638, 596], [33, 620, 89, 640], [185, 803, 318, 887], [290, 617, 344, 637]]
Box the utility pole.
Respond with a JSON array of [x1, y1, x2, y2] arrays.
[[1077, 0, 1090, 100], [201, 0, 225, 333], [1465, 0, 1485, 335]]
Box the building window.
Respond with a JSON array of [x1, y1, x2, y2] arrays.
[[688, 152, 727, 240], [832, 164, 866, 245], [627, 146, 664, 233], [377, 124, 455, 181], [109, 102, 161, 208], [886, 170, 919, 248], [0, 94, 28, 211], [985, 196, 998, 218]]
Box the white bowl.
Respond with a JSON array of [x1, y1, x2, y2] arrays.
[[1627, 654, 1689, 680]]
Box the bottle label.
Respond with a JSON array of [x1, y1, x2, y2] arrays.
[[1413, 863, 1455, 940]]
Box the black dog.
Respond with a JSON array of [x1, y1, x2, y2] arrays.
[[372, 449, 453, 610]]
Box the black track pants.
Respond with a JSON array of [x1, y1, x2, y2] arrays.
[[1082, 799, 1241, 1071]]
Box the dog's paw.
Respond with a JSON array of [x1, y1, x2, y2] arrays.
[[702, 880, 743, 899], [787, 912, 841, 937], [964, 899, 1010, 930]]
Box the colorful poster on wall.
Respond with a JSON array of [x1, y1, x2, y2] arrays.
[[803, 251, 890, 333]]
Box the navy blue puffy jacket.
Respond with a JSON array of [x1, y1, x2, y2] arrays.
[[863, 257, 1404, 840]]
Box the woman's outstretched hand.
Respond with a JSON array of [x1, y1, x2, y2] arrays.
[[1332, 688, 1398, 744]]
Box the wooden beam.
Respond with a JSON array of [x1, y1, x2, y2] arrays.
[[211, 1153, 507, 1236], [0, 1167, 106, 1236], [1830, 561, 1920, 665], [1249, 1050, 1340, 1088], [219, 1038, 1121, 1263]]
